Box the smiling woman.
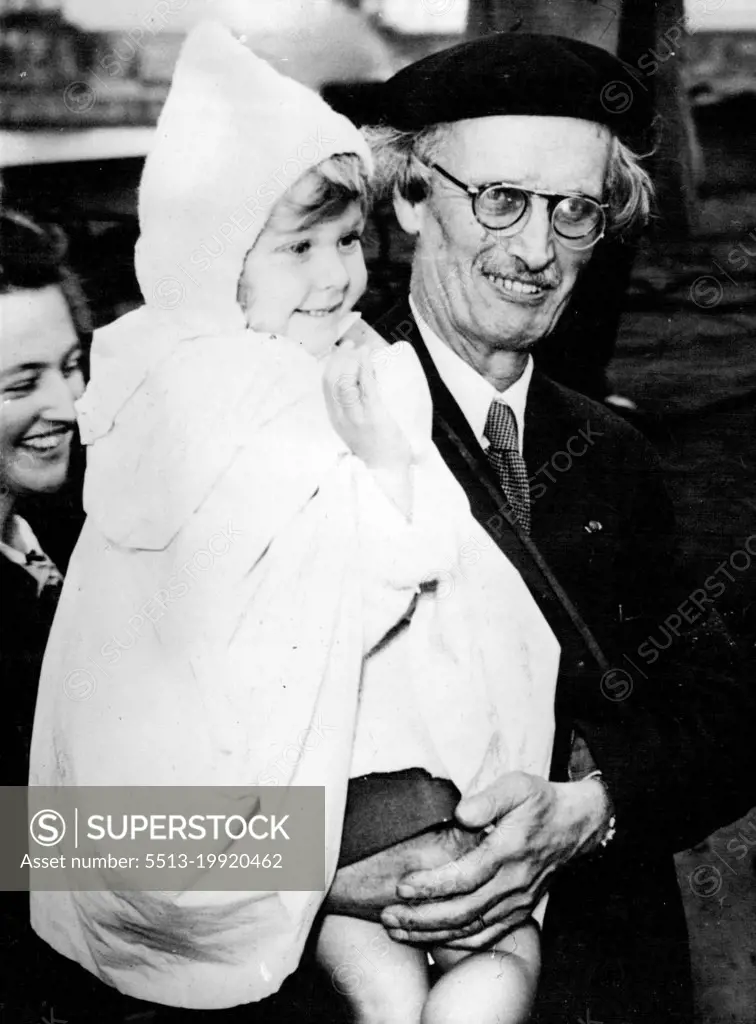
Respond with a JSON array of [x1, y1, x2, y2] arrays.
[[1, 286, 83, 494], [0, 210, 87, 787], [0, 210, 92, 1024]]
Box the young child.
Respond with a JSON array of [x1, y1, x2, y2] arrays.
[[29, 23, 559, 1021]]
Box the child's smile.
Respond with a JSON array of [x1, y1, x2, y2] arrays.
[[296, 302, 343, 317]]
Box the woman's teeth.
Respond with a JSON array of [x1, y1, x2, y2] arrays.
[[21, 431, 69, 452]]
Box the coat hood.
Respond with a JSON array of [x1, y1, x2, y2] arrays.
[[76, 22, 371, 548], [135, 20, 372, 338]]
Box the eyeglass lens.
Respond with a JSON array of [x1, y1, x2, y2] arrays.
[[476, 186, 603, 240]]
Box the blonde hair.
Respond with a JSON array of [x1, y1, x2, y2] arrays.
[[238, 153, 371, 312], [273, 153, 372, 229], [363, 123, 654, 238]]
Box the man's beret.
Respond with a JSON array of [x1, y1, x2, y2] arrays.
[[372, 33, 653, 150]]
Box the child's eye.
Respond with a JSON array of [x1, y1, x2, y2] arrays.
[[339, 232, 363, 252], [287, 239, 311, 256]]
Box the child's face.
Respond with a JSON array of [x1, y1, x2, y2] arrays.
[[0, 284, 84, 499], [239, 199, 367, 357]]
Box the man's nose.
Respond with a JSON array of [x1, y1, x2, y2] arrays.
[[506, 197, 556, 272]]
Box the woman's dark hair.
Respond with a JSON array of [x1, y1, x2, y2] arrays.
[[0, 210, 92, 337]]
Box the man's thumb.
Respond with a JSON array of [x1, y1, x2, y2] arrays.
[[455, 772, 532, 829]]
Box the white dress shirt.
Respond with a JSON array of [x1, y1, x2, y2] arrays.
[[409, 295, 533, 454]]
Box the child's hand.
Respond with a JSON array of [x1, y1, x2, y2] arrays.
[[323, 339, 411, 472], [339, 316, 390, 355]]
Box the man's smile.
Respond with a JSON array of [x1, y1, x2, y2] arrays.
[[480, 267, 556, 305]]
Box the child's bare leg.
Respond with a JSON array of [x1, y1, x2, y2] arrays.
[[317, 913, 429, 1024], [422, 921, 541, 1024]]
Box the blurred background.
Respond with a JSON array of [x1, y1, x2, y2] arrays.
[[1, 2, 755, 1021]]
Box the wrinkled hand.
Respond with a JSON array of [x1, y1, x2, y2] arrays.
[[325, 825, 482, 922], [380, 772, 609, 950], [323, 339, 411, 472]]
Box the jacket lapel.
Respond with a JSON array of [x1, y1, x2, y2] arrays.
[[524, 369, 583, 539], [370, 299, 614, 675], [372, 300, 608, 671], [373, 298, 523, 553]]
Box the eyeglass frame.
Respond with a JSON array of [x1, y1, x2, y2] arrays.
[[427, 161, 610, 251]]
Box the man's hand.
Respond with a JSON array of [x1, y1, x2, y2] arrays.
[[379, 772, 610, 950], [325, 826, 482, 922]]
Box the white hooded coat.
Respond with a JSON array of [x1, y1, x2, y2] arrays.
[[29, 22, 560, 1010]]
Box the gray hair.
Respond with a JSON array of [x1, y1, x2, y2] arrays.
[[362, 123, 654, 238]]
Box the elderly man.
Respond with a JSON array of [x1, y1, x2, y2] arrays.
[[322, 33, 755, 1024]]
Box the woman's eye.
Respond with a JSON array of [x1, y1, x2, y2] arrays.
[[339, 232, 363, 252], [287, 240, 311, 256], [63, 353, 83, 377], [3, 376, 37, 398]]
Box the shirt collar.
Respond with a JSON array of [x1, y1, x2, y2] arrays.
[[0, 514, 61, 594], [409, 296, 533, 454], [0, 514, 41, 565]]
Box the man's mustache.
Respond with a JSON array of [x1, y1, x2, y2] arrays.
[[479, 259, 561, 290]]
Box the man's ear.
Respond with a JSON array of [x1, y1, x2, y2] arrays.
[[393, 186, 424, 236]]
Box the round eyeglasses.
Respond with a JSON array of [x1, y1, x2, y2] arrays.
[[428, 162, 608, 251]]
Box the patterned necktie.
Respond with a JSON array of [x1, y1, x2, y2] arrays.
[[484, 400, 531, 533]]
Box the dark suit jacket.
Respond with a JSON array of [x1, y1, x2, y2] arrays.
[[0, 554, 62, 787], [363, 299, 756, 1024], [2, 441, 85, 782]]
